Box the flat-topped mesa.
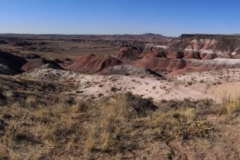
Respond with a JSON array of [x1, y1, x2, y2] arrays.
[[180, 34, 240, 40]]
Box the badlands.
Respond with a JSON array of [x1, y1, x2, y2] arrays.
[[1, 34, 240, 159]]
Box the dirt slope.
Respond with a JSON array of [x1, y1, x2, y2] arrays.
[[68, 54, 122, 73]]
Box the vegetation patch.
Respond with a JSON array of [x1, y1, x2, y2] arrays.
[[0, 75, 239, 159]]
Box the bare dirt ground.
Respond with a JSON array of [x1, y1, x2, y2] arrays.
[[19, 67, 240, 103]]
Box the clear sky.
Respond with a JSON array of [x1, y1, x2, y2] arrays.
[[0, 0, 240, 36]]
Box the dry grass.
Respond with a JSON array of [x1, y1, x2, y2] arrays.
[[0, 99, 86, 159], [0, 91, 238, 159], [85, 94, 139, 153], [84, 93, 216, 159], [1, 75, 240, 159], [220, 94, 240, 125]]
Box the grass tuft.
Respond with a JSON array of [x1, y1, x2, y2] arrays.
[[222, 95, 240, 114]]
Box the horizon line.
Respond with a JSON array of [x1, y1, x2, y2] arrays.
[[0, 33, 239, 37]]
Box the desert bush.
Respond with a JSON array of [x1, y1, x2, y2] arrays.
[[0, 92, 7, 105], [25, 96, 38, 108], [70, 101, 89, 113], [98, 93, 104, 97], [110, 86, 118, 92]]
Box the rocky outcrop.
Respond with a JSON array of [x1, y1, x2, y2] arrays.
[[111, 34, 240, 76], [114, 46, 144, 60], [21, 58, 61, 71], [132, 57, 240, 76], [169, 35, 240, 58], [0, 51, 27, 75]]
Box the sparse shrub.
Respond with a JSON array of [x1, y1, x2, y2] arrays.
[[0, 92, 7, 105], [160, 86, 166, 89], [25, 96, 37, 108], [98, 93, 104, 97], [70, 101, 89, 113], [110, 86, 118, 92], [98, 84, 104, 88], [13, 131, 40, 144], [76, 90, 83, 93], [111, 78, 118, 82], [167, 78, 174, 82], [160, 99, 167, 103]]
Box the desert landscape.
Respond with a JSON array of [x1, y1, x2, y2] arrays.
[[0, 33, 240, 159]]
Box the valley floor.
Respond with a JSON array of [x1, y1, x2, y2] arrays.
[[20, 67, 240, 103]]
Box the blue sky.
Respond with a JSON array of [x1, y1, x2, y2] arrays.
[[0, 0, 239, 36]]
